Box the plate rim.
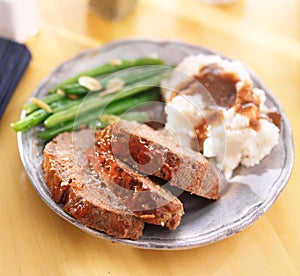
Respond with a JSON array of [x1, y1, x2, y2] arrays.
[[17, 38, 294, 250]]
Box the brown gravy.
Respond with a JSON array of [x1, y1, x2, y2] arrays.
[[234, 80, 261, 131], [189, 64, 280, 151], [191, 110, 223, 152], [195, 63, 239, 107]]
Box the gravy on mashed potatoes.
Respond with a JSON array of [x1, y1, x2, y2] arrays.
[[161, 54, 281, 178]]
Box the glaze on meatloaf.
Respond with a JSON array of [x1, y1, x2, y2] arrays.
[[96, 120, 219, 200], [43, 129, 144, 240], [87, 146, 184, 230]]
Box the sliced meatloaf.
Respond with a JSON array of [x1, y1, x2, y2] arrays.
[[43, 129, 144, 240], [96, 120, 219, 200], [87, 146, 184, 230]]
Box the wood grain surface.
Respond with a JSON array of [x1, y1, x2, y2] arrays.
[[1, 0, 299, 275]]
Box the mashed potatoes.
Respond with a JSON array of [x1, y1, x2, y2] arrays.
[[162, 54, 280, 178]]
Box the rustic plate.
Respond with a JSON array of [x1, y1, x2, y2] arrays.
[[18, 39, 294, 250]]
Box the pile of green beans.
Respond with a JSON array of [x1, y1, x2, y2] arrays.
[[11, 57, 171, 140]]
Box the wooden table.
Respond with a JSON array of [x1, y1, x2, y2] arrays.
[[1, 0, 299, 275]]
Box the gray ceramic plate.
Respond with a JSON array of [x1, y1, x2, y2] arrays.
[[18, 39, 294, 250]]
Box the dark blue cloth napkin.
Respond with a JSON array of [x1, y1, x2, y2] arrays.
[[0, 37, 31, 118]]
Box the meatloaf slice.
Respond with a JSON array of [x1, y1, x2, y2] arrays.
[[43, 129, 144, 240], [96, 120, 219, 200], [87, 146, 184, 230]]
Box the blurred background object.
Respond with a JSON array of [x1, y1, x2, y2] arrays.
[[89, 0, 138, 21], [203, 0, 238, 4], [0, 37, 31, 118], [0, 0, 40, 43]]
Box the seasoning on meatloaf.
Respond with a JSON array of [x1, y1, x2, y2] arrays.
[[87, 146, 184, 230], [43, 129, 144, 240], [96, 120, 219, 200]]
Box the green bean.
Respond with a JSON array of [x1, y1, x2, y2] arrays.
[[50, 57, 165, 93], [94, 112, 149, 130], [11, 109, 49, 132], [38, 90, 160, 140], [62, 84, 89, 97], [44, 69, 170, 129], [11, 98, 81, 132], [23, 93, 65, 115], [62, 65, 167, 97], [122, 111, 149, 122]]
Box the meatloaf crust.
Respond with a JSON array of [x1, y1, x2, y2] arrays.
[[43, 129, 144, 240], [96, 120, 219, 200], [87, 146, 184, 230]]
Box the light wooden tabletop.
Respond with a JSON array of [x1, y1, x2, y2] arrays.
[[1, 0, 299, 275]]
